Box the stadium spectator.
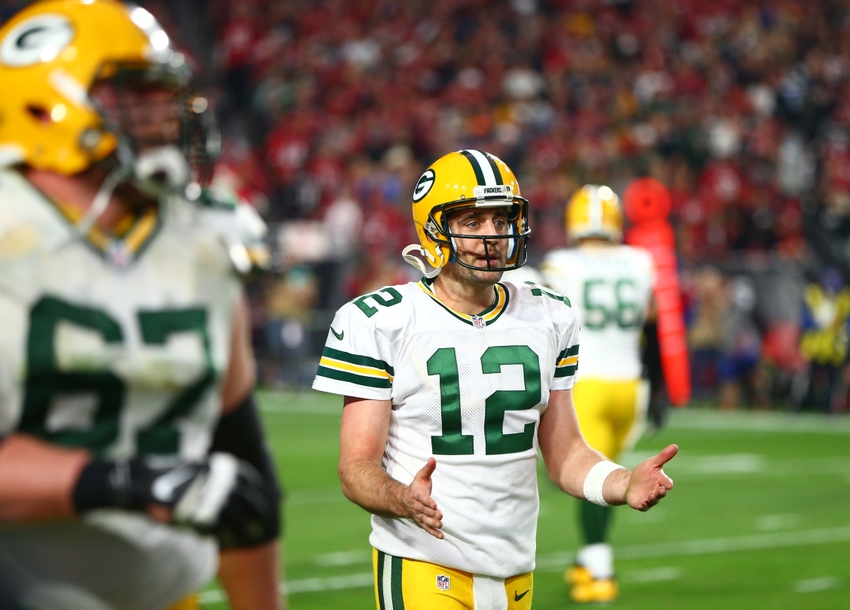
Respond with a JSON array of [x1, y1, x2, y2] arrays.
[[263, 265, 320, 390], [799, 267, 850, 412], [718, 276, 767, 410], [688, 266, 728, 399]]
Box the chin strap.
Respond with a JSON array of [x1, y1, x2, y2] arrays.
[[73, 163, 131, 238], [72, 143, 191, 241], [402, 243, 442, 279]]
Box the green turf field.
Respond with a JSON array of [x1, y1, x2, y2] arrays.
[[203, 390, 850, 609]]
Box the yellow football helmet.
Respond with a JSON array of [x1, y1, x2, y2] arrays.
[[0, 0, 213, 180], [566, 184, 623, 242], [403, 149, 530, 277]]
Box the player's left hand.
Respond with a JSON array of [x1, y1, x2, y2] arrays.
[[624, 444, 678, 511]]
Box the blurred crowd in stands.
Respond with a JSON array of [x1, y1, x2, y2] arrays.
[[5, 0, 850, 412]]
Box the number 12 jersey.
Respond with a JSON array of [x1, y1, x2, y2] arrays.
[[313, 278, 581, 578]]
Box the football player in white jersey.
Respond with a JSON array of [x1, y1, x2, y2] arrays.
[[540, 185, 657, 603], [313, 150, 678, 610], [0, 2, 283, 609]]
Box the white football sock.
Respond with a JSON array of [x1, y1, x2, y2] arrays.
[[576, 543, 614, 579]]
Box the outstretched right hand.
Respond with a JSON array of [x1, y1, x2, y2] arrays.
[[404, 457, 443, 539]]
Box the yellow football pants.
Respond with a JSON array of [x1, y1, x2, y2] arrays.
[[373, 549, 533, 610], [165, 593, 200, 610], [572, 378, 647, 461]]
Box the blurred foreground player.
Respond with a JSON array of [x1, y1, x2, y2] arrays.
[[0, 1, 283, 608]]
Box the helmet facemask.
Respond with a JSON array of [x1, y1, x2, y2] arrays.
[[89, 58, 218, 198], [426, 194, 530, 274]]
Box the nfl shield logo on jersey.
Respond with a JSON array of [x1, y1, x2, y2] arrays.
[[472, 315, 486, 330], [436, 574, 451, 591]]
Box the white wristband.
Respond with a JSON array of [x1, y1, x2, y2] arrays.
[[583, 461, 625, 507]]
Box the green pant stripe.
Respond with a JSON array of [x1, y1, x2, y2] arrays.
[[377, 551, 387, 610], [391, 555, 405, 610]]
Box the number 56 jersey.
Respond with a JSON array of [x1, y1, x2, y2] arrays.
[[542, 244, 655, 380], [312, 278, 581, 578]]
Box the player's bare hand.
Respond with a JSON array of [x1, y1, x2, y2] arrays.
[[625, 444, 678, 511], [404, 457, 443, 539]]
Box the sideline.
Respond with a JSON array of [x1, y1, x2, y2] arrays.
[[665, 408, 850, 435], [258, 392, 850, 435]]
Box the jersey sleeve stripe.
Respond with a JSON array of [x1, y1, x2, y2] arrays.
[[555, 344, 579, 378], [557, 355, 578, 367], [316, 365, 393, 389], [318, 357, 395, 381], [321, 346, 394, 376], [557, 345, 579, 360], [554, 365, 578, 378]]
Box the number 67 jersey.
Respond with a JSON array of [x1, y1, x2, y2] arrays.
[[312, 277, 581, 578], [0, 169, 247, 609]]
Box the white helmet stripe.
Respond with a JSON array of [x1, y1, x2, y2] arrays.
[[588, 185, 603, 233], [462, 149, 500, 186]]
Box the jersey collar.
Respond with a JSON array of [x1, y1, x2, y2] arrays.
[[417, 277, 510, 327], [49, 198, 161, 268]]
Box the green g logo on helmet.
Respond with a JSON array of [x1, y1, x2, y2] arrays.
[[413, 169, 435, 202]]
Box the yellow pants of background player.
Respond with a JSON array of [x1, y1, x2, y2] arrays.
[[571, 378, 648, 461], [373, 549, 533, 610], [166, 594, 200, 610]]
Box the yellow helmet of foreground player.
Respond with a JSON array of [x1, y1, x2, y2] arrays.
[[566, 184, 623, 242], [403, 149, 530, 277], [0, 0, 203, 177]]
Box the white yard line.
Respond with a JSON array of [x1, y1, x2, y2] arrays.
[[794, 577, 843, 593], [536, 525, 850, 568], [194, 526, 850, 600], [665, 409, 850, 435], [623, 566, 682, 583]]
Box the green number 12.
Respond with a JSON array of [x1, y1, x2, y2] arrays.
[[427, 345, 541, 456]]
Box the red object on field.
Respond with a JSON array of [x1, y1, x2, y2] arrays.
[[624, 178, 691, 407]]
